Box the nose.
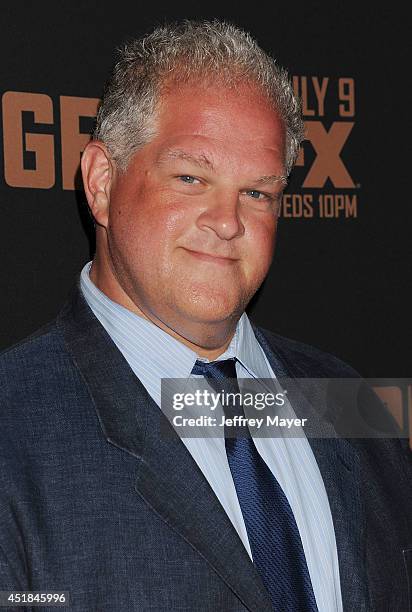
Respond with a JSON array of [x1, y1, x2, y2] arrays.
[[196, 190, 245, 241]]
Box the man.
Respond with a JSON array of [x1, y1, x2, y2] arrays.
[[0, 20, 411, 612]]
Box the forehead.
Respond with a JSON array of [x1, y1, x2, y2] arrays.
[[148, 82, 286, 173]]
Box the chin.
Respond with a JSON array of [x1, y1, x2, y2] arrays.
[[178, 291, 244, 324]]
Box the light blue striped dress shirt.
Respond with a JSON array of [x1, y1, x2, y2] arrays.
[[80, 261, 343, 612]]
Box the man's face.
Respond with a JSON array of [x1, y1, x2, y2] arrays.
[[105, 82, 286, 344]]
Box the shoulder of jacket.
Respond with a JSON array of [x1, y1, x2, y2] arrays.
[[253, 325, 360, 378]]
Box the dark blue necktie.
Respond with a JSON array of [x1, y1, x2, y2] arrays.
[[191, 358, 318, 612]]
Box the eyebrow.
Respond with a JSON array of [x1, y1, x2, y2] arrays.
[[156, 148, 215, 171], [253, 174, 288, 188]]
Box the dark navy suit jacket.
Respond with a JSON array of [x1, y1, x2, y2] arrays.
[[1, 282, 411, 611]]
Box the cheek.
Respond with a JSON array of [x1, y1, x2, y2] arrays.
[[243, 217, 277, 276], [110, 190, 192, 259]]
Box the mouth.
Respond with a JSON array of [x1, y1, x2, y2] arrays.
[[181, 248, 238, 264]]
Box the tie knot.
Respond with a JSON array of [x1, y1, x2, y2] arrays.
[[191, 358, 238, 380], [192, 358, 248, 433], [191, 358, 240, 405]]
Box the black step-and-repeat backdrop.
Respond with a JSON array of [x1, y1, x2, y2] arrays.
[[1, 3, 410, 438]]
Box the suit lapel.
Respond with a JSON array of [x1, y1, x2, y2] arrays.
[[254, 326, 370, 611], [134, 395, 273, 612], [59, 284, 273, 612]]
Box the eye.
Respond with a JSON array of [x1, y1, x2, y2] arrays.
[[241, 189, 282, 211], [178, 175, 201, 184], [243, 189, 276, 202], [246, 190, 266, 200]]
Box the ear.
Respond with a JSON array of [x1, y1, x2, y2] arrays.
[[81, 141, 114, 228]]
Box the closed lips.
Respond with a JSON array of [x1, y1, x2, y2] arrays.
[[183, 248, 238, 262]]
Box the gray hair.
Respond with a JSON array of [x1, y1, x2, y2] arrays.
[[94, 20, 304, 175]]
